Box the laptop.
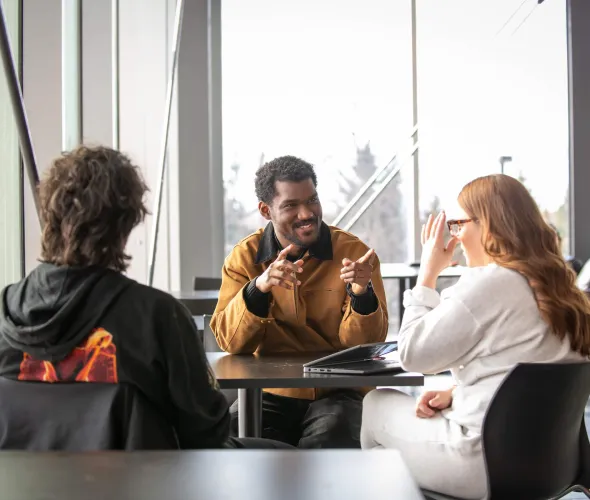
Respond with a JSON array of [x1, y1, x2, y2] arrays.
[[303, 342, 402, 375]]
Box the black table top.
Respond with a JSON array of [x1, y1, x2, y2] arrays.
[[0, 450, 424, 500], [207, 352, 424, 389]]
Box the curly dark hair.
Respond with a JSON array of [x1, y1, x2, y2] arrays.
[[39, 145, 149, 272], [254, 155, 317, 204]]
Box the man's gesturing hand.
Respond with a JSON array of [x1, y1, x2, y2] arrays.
[[256, 244, 304, 293], [340, 248, 376, 295]]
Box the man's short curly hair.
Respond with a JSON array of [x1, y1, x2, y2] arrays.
[[39, 145, 149, 272], [255, 155, 317, 205]]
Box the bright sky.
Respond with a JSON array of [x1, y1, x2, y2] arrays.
[[221, 0, 569, 216]]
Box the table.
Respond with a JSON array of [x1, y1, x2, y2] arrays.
[[207, 352, 424, 438], [381, 264, 464, 321], [0, 450, 425, 500], [170, 290, 218, 315]]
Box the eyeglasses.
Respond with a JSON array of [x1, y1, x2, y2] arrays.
[[446, 218, 476, 236]]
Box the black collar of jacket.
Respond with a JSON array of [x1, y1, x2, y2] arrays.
[[255, 222, 333, 264]]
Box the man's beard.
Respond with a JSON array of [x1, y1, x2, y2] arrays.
[[284, 217, 320, 247]]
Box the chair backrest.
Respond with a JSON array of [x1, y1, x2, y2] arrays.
[[193, 277, 222, 291], [0, 378, 179, 451], [203, 314, 222, 352], [201, 315, 238, 405], [482, 362, 590, 498]]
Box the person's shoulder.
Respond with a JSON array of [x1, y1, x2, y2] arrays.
[[466, 263, 525, 282], [126, 280, 184, 308], [226, 228, 265, 263], [329, 225, 371, 258], [99, 275, 195, 340], [116, 278, 193, 325], [449, 264, 531, 302]]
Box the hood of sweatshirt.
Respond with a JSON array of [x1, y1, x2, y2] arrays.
[[0, 263, 132, 362]]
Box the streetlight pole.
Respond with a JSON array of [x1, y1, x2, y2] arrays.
[[499, 155, 512, 175]]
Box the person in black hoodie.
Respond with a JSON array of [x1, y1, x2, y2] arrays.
[[0, 145, 283, 450]]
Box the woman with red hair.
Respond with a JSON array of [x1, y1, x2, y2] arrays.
[[361, 174, 590, 499]]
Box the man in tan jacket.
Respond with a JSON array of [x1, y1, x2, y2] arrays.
[[211, 155, 388, 448]]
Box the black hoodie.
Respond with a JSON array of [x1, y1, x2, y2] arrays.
[[0, 263, 229, 449]]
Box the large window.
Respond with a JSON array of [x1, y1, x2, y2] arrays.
[[221, 0, 570, 329], [0, 0, 22, 290], [222, 0, 413, 329], [222, 0, 413, 256], [417, 0, 569, 250]]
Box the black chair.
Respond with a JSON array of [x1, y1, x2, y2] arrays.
[[0, 378, 179, 451], [193, 277, 222, 291], [203, 313, 222, 352], [423, 362, 590, 500]]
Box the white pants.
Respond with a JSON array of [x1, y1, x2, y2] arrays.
[[361, 389, 487, 500]]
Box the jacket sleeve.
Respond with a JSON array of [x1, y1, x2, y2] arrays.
[[397, 285, 483, 374], [338, 255, 389, 347], [162, 300, 230, 449], [210, 251, 271, 354]]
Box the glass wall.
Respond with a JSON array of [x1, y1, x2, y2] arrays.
[[222, 0, 414, 330], [0, 0, 22, 290], [221, 0, 413, 256], [417, 0, 570, 251], [220, 0, 571, 328]]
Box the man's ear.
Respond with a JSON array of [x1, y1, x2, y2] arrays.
[[259, 201, 272, 221]]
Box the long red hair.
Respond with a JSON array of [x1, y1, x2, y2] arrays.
[[459, 174, 590, 356]]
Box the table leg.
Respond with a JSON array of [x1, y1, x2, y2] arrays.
[[399, 277, 418, 324], [238, 388, 262, 438], [398, 278, 406, 325]]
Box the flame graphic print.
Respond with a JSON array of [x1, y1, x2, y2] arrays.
[[18, 328, 118, 383]]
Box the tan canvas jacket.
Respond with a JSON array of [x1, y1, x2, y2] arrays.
[[210, 223, 389, 400]]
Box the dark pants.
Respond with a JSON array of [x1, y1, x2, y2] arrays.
[[230, 390, 363, 448]]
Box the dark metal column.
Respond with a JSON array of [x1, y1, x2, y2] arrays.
[[238, 388, 262, 438], [0, 0, 39, 217], [567, 0, 590, 264], [147, 0, 185, 287]]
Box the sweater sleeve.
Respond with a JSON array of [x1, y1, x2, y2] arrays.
[[397, 285, 483, 374]]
